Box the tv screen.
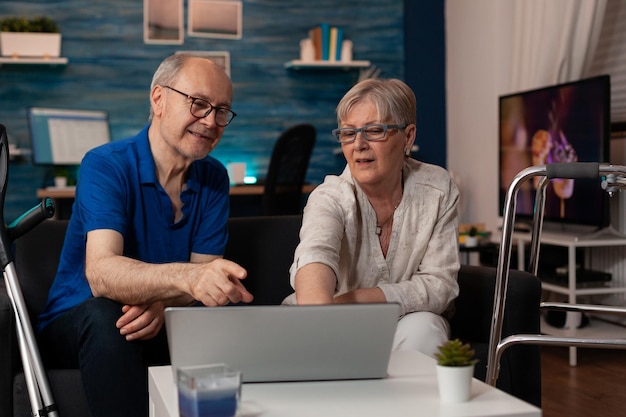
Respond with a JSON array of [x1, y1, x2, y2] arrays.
[[498, 75, 611, 229], [28, 107, 111, 165]]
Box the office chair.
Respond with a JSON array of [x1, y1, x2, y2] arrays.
[[261, 124, 316, 216], [486, 162, 626, 388]]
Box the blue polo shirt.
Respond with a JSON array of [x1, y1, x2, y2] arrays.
[[38, 124, 230, 330]]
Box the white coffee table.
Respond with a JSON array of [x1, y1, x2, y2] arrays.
[[149, 350, 541, 417]]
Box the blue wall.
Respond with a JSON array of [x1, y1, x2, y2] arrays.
[[1, 0, 445, 221], [404, 0, 447, 168]]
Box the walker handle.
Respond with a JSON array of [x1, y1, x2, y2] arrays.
[[546, 162, 599, 180]]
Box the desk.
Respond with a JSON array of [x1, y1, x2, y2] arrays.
[[37, 186, 77, 200], [36, 184, 317, 199], [36, 184, 317, 219], [459, 243, 497, 266], [36, 187, 77, 219], [148, 350, 541, 417]]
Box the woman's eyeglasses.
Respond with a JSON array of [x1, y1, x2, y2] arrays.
[[332, 124, 406, 143]]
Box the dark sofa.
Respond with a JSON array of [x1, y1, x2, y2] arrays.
[[0, 216, 541, 416]]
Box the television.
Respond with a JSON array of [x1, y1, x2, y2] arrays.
[[498, 75, 611, 230], [28, 107, 111, 165]]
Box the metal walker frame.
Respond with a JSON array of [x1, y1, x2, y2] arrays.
[[487, 162, 626, 387]]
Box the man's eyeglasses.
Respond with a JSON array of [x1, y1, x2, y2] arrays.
[[162, 85, 237, 127], [332, 124, 406, 144]]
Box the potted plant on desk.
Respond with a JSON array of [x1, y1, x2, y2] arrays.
[[435, 338, 478, 403], [0, 16, 62, 59], [464, 226, 479, 248]]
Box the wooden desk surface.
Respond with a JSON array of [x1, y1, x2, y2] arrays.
[[37, 187, 77, 199], [37, 184, 316, 199]]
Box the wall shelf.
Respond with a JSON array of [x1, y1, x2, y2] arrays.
[[285, 60, 370, 70], [0, 57, 68, 66]]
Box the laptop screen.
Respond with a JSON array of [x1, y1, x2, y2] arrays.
[[28, 107, 111, 165]]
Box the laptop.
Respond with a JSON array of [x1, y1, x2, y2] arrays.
[[165, 303, 400, 383]]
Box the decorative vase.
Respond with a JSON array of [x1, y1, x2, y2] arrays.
[[299, 38, 315, 62], [436, 364, 474, 403], [340, 39, 353, 62], [0, 32, 62, 58]]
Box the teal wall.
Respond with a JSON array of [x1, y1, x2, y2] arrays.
[[1, 0, 445, 221]]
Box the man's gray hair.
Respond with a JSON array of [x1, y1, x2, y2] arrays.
[[148, 53, 221, 120]]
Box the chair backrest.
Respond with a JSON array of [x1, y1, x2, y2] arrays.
[[225, 215, 301, 305], [13, 219, 68, 326], [262, 124, 316, 216]]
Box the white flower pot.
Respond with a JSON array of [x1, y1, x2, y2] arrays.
[[436, 364, 474, 403], [0, 32, 62, 58], [464, 236, 478, 248]]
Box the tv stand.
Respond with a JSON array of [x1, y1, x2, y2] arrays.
[[575, 225, 626, 241], [512, 230, 626, 366]]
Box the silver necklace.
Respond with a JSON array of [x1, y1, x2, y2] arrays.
[[375, 197, 402, 236]]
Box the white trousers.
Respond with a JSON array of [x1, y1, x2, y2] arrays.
[[391, 311, 450, 358]]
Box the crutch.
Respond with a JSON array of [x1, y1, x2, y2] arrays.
[[0, 124, 58, 416]]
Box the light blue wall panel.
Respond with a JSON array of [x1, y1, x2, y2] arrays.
[[0, 0, 403, 220]]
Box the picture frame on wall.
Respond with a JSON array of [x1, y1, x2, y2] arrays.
[[176, 51, 231, 78], [188, 0, 243, 40], [144, 0, 184, 44]]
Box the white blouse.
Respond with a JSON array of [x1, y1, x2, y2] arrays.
[[284, 158, 460, 317]]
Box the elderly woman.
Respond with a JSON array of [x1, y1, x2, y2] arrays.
[[283, 78, 460, 356]]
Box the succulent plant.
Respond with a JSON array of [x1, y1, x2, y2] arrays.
[[435, 338, 478, 367]]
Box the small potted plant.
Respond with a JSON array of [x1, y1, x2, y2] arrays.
[[0, 16, 62, 58], [464, 226, 479, 248], [435, 338, 478, 403]]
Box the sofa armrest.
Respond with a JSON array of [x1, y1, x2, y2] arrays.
[[0, 279, 18, 417], [450, 264, 542, 408]]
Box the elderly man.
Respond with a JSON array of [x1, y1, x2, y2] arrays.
[[38, 53, 252, 417]]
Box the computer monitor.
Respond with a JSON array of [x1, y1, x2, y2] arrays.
[[28, 107, 111, 165]]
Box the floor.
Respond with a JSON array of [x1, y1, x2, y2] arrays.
[[540, 345, 626, 417]]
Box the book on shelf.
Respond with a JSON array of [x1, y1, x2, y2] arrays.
[[309, 26, 322, 61], [320, 23, 330, 61], [308, 23, 346, 62], [334, 27, 343, 61], [328, 27, 344, 62], [329, 27, 337, 62]]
